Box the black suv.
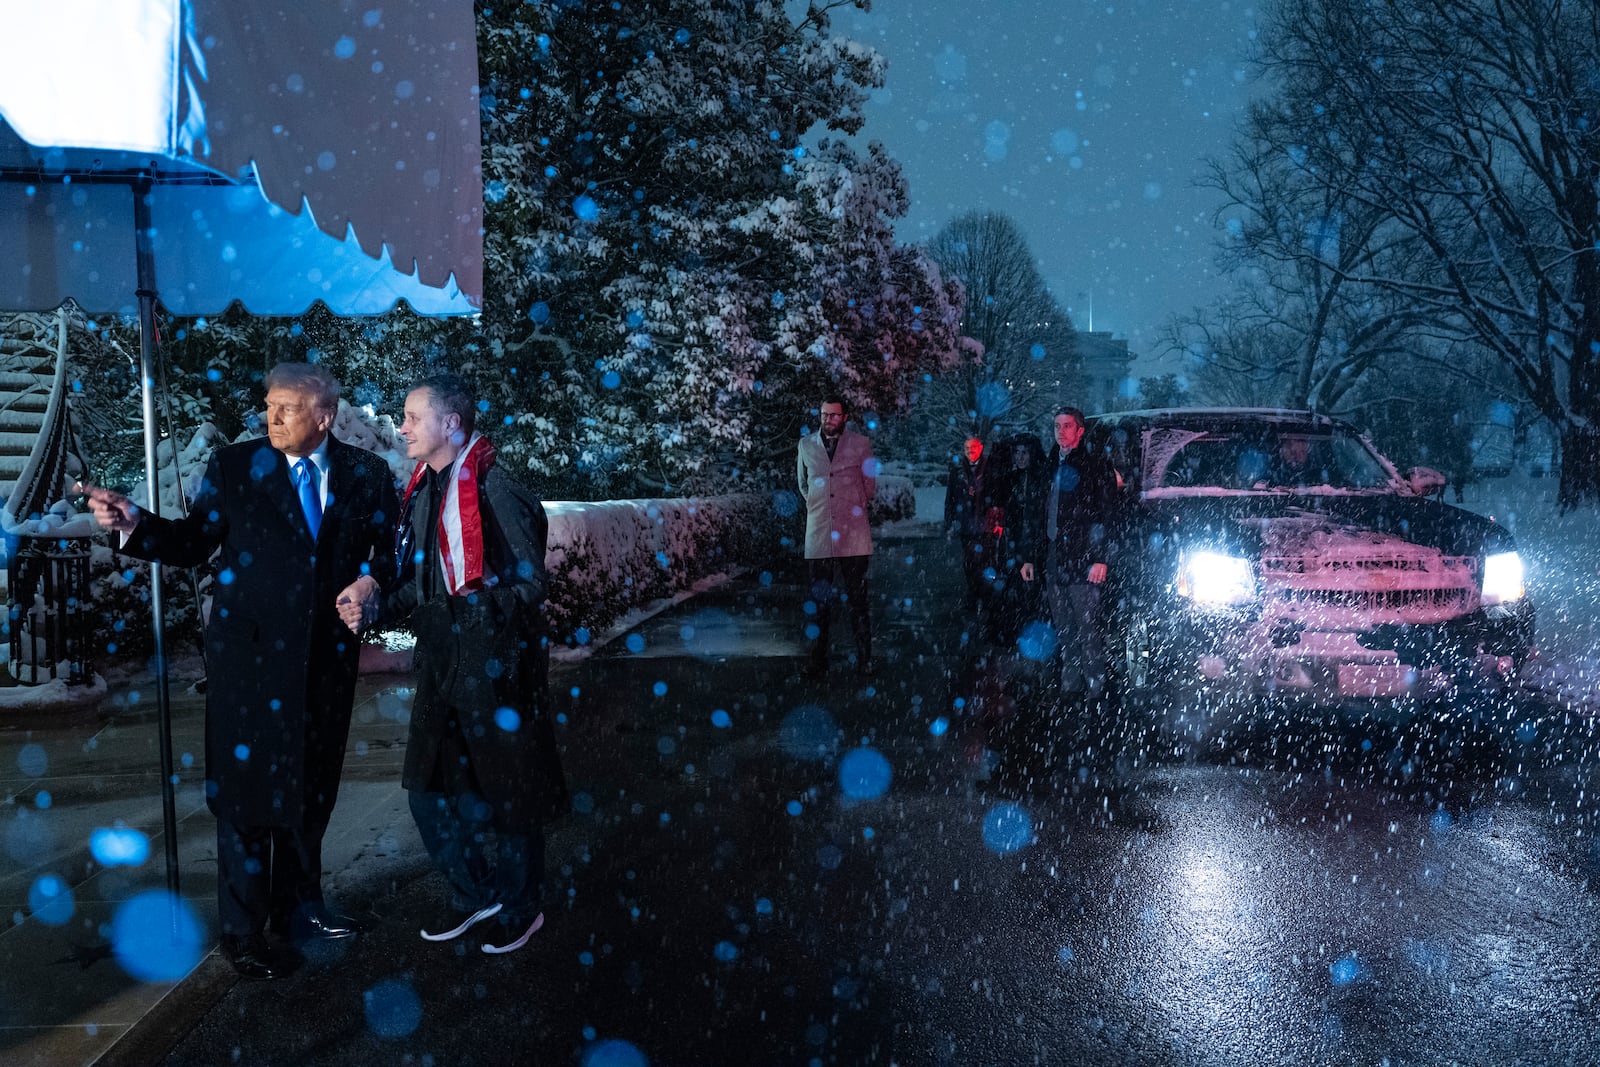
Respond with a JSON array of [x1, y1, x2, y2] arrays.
[[1088, 408, 1535, 706]]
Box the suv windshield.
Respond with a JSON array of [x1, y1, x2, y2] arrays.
[[1145, 425, 1393, 492]]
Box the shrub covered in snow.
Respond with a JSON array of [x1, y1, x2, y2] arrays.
[[544, 494, 792, 646], [869, 474, 916, 524]]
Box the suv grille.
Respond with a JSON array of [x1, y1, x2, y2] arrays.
[[1279, 586, 1473, 614], [1262, 554, 1478, 624]]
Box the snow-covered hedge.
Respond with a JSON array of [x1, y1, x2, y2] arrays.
[[544, 475, 912, 645], [870, 474, 916, 523], [879, 460, 948, 490], [544, 494, 785, 645]]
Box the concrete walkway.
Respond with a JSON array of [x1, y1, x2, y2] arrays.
[[0, 674, 427, 1067]]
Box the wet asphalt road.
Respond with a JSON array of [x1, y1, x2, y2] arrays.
[[126, 522, 1600, 1064]]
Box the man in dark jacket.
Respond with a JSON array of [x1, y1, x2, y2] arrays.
[[384, 373, 567, 955], [944, 436, 986, 611], [81, 363, 396, 979], [1020, 406, 1120, 702]]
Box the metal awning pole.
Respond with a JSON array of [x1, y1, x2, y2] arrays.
[[132, 173, 182, 926]]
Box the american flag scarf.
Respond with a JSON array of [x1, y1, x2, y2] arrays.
[[400, 433, 496, 595]]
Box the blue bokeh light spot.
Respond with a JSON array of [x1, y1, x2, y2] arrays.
[[582, 1038, 650, 1067], [982, 803, 1033, 853], [1016, 621, 1058, 661], [779, 705, 838, 760], [90, 826, 151, 867], [838, 747, 891, 800], [1329, 953, 1363, 987], [363, 977, 424, 1038], [17, 742, 46, 777], [28, 874, 74, 925], [111, 891, 204, 981]]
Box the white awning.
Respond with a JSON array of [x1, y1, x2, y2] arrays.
[[0, 0, 481, 316]]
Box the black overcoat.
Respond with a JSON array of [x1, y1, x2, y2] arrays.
[[1028, 442, 1123, 577], [386, 462, 567, 829], [121, 435, 397, 827]]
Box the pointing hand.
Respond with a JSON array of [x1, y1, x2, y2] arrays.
[[73, 482, 140, 535]]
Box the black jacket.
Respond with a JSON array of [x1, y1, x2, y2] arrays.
[[384, 460, 567, 828], [122, 434, 397, 827], [1027, 442, 1121, 577], [944, 457, 982, 536]]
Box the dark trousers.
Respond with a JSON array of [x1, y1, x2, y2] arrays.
[[1044, 563, 1106, 696], [807, 555, 872, 666], [408, 789, 544, 922], [960, 537, 988, 611], [215, 815, 329, 938]]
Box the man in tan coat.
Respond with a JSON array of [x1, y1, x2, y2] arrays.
[[797, 395, 877, 677]]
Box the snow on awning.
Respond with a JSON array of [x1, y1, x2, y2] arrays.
[[0, 0, 481, 316]]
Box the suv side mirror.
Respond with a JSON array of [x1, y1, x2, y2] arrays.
[[1407, 465, 1446, 497]]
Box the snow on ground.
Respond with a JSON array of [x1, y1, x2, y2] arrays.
[[0, 672, 107, 708]]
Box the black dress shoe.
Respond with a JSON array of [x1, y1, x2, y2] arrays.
[[271, 906, 367, 943], [220, 934, 295, 980]]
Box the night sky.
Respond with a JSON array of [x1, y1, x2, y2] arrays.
[[834, 0, 1261, 372]]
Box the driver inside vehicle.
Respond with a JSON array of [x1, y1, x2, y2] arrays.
[[1259, 434, 1328, 487]]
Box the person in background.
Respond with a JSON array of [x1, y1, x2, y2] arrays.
[[985, 431, 1048, 646], [797, 394, 877, 678], [945, 435, 985, 611], [79, 362, 394, 980], [1020, 406, 1120, 707]]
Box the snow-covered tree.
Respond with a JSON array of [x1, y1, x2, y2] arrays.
[[471, 0, 963, 495]]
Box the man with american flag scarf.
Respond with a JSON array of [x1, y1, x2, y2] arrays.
[[382, 372, 568, 955]]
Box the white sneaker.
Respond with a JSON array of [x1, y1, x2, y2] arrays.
[[481, 912, 544, 955], [420, 902, 502, 942]]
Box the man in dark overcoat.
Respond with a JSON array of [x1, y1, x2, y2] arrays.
[[383, 373, 567, 955], [1020, 405, 1121, 704], [944, 435, 986, 611], [81, 362, 396, 979]]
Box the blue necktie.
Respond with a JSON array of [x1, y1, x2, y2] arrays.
[[295, 458, 322, 539]]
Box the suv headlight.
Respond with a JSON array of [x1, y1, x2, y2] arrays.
[[1481, 550, 1525, 605], [1177, 550, 1257, 608]]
